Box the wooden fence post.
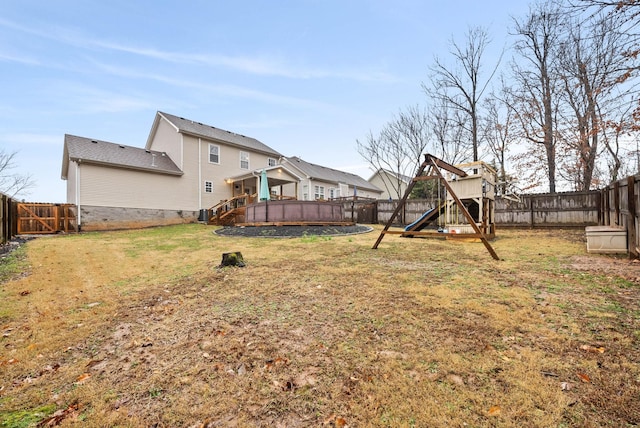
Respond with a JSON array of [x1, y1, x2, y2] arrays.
[[614, 181, 621, 226], [627, 176, 638, 258], [596, 190, 602, 225], [529, 195, 535, 229], [0, 194, 6, 244], [603, 188, 610, 226]]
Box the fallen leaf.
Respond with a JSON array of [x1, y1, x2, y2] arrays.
[[335, 416, 347, 427], [561, 381, 573, 391], [76, 373, 91, 383], [36, 401, 80, 427], [577, 372, 591, 383], [19, 290, 30, 296], [580, 344, 605, 353], [41, 363, 61, 375], [487, 405, 501, 416], [264, 357, 289, 370]]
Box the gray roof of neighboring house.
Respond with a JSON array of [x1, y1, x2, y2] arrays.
[[369, 168, 412, 183], [285, 156, 381, 192], [62, 134, 183, 179], [156, 111, 282, 157]]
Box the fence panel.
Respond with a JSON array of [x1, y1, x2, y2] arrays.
[[16, 203, 77, 234], [495, 191, 601, 228]]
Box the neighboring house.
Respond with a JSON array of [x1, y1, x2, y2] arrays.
[[280, 156, 382, 200], [368, 168, 412, 200], [61, 111, 378, 230]]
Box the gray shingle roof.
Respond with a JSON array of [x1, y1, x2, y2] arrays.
[[286, 156, 381, 192], [157, 111, 282, 157], [63, 134, 182, 177]]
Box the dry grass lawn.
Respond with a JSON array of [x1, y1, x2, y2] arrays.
[[0, 224, 639, 427]]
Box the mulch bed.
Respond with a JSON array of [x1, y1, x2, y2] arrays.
[[213, 224, 373, 238]]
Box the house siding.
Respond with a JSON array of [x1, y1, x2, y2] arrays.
[[150, 118, 183, 168], [281, 177, 379, 200], [196, 136, 282, 206], [66, 161, 78, 204], [369, 171, 408, 200], [78, 164, 185, 210], [281, 159, 381, 200]]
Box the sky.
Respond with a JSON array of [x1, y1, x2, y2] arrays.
[[0, 0, 533, 203]]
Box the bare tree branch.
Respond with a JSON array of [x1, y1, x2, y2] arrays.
[[0, 149, 35, 198]]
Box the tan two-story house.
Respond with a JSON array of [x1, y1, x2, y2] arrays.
[[61, 111, 381, 230]]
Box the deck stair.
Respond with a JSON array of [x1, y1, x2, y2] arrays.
[[208, 194, 254, 226]]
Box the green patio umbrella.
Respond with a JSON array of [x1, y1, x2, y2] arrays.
[[259, 169, 271, 201]]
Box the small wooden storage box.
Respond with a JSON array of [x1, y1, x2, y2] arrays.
[[585, 226, 627, 254]]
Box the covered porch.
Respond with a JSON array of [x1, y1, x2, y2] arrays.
[[225, 165, 301, 200], [208, 165, 301, 226]]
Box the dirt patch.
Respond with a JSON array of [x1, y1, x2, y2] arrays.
[[570, 254, 640, 284]]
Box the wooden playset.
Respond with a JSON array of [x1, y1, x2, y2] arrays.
[[373, 154, 499, 260]]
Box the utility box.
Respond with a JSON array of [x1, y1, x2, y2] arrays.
[[585, 226, 627, 254]]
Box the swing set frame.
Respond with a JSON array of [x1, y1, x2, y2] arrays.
[[372, 154, 499, 260]]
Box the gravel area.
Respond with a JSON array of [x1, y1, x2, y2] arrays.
[[0, 235, 34, 257], [214, 224, 373, 238]]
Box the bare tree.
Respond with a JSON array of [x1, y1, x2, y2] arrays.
[[423, 26, 501, 162], [569, 0, 640, 127], [602, 99, 639, 182], [428, 99, 472, 165], [554, 11, 630, 190], [0, 149, 34, 198], [482, 88, 517, 195], [508, 1, 563, 193], [356, 105, 430, 199]]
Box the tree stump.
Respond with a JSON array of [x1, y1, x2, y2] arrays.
[[220, 252, 245, 267]]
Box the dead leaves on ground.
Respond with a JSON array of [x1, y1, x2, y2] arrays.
[[487, 405, 501, 416], [36, 401, 81, 427], [577, 372, 591, 383], [263, 356, 289, 371], [324, 414, 348, 427], [580, 344, 605, 354], [75, 372, 91, 384]]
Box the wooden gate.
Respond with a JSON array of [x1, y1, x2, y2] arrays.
[[17, 203, 77, 234], [356, 202, 377, 224]]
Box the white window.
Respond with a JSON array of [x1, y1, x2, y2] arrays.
[[329, 188, 336, 199], [240, 151, 249, 169], [209, 144, 220, 164], [268, 157, 277, 167], [204, 181, 212, 193], [314, 185, 325, 200]]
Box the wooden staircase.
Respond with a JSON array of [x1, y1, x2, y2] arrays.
[[208, 194, 255, 226]]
